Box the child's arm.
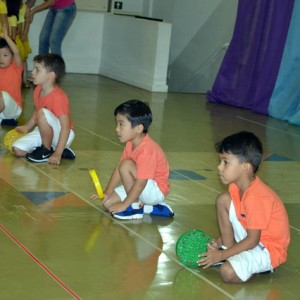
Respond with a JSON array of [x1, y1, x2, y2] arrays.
[[16, 112, 36, 134], [9, 25, 17, 40], [25, 0, 37, 9], [91, 167, 122, 201], [103, 167, 121, 197], [47, 114, 70, 165], [1, 26, 22, 66], [30, 0, 55, 20], [1, 13, 8, 32], [108, 179, 147, 214], [123, 179, 147, 207], [20, 4, 31, 41]]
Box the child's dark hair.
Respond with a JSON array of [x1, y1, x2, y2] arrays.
[[7, 0, 22, 20], [215, 131, 263, 173], [33, 53, 65, 82], [114, 99, 152, 133], [6, 0, 22, 20], [0, 38, 12, 53]]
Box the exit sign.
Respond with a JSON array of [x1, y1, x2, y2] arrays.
[[114, 1, 123, 9]]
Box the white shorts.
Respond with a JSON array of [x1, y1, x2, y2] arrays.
[[12, 108, 75, 152], [114, 179, 165, 205], [227, 201, 273, 282], [0, 91, 22, 122]]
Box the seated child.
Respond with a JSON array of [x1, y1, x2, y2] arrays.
[[92, 99, 174, 220], [0, 26, 23, 126], [198, 131, 290, 283], [12, 53, 75, 164]]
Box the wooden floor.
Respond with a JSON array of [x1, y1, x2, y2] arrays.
[[0, 74, 299, 299]]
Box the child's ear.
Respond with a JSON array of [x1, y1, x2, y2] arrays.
[[243, 162, 253, 174], [136, 124, 144, 133], [49, 71, 56, 82]]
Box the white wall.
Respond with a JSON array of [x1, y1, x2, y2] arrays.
[[111, 0, 238, 92], [28, 11, 104, 74], [28, 10, 171, 92], [148, 0, 238, 93], [28, 0, 238, 93], [100, 15, 171, 92], [112, 0, 143, 15], [150, 0, 224, 63]]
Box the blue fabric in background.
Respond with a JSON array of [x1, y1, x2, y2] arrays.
[[207, 0, 294, 114], [269, 0, 300, 125], [207, 0, 300, 125]]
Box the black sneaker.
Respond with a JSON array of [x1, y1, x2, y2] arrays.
[[1, 119, 18, 126], [258, 269, 274, 275], [26, 145, 53, 163], [61, 148, 76, 159]]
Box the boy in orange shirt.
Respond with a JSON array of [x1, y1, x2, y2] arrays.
[[92, 99, 174, 220], [198, 131, 290, 282], [12, 53, 75, 164], [0, 26, 23, 126]]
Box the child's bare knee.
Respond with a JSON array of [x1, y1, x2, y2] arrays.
[[12, 147, 26, 157], [118, 159, 136, 172], [220, 264, 239, 283]]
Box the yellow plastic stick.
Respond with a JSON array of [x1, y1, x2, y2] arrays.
[[89, 169, 104, 200], [84, 226, 101, 253]]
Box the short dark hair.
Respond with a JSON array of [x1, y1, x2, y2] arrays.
[[215, 131, 263, 173], [114, 99, 152, 133], [0, 38, 12, 53], [33, 53, 65, 82]]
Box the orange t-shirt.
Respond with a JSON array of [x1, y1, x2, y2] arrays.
[[0, 61, 23, 108], [33, 85, 74, 129], [229, 177, 290, 268], [119, 134, 170, 196]]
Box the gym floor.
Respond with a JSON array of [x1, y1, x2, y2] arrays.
[[0, 74, 299, 299]]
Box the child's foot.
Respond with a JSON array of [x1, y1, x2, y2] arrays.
[[26, 145, 54, 163], [143, 202, 174, 217], [61, 148, 76, 159], [112, 203, 144, 220]]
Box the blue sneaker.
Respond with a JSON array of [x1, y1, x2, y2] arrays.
[[144, 203, 174, 217], [113, 204, 144, 220]]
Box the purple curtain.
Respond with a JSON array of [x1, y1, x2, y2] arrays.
[[207, 0, 294, 114]]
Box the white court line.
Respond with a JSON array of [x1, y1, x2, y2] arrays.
[[6, 119, 299, 299], [74, 123, 123, 148], [237, 116, 300, 138], [20, 163, 233, 299], [290, 225, 300, 233], [171, 169, 222, 194]]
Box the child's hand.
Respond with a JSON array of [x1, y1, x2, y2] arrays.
[[47, 152, 61, 165], [90, 192, 109, 201], [15, 125, 28, 134], [90, 193, 99, 200], [211, 239, 219, 248], [197, 243, 222, 269]]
